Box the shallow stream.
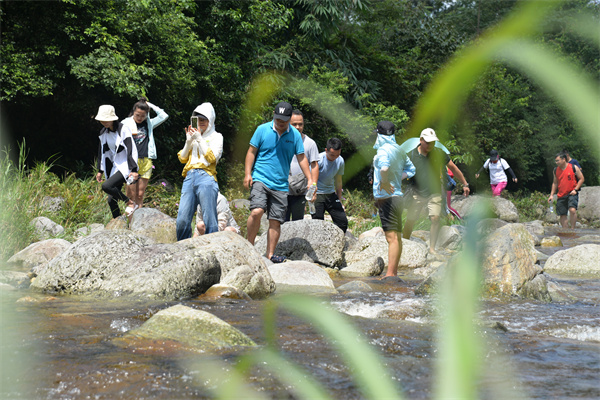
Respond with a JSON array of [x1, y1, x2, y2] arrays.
[[1, 227, 599, 399]]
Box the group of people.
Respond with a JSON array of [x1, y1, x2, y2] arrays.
[[94, 99, 586, 277], [94, 99, 168, 219]]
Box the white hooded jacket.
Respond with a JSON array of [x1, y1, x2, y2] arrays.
[[178, 102, 223, 179]]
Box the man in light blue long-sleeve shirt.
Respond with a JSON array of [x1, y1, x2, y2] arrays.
[[372, 121, 415, 280]]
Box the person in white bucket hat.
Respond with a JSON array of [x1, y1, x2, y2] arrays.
[[94, 105, 139, 219]]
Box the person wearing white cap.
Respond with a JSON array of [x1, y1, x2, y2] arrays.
[[94, 105, 139, 219], [175, 102, 223, 240], [402, 128, 469, 254]]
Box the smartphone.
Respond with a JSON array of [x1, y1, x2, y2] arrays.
[[191, 116, 199, 129]]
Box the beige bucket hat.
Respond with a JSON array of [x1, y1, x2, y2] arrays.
[[95, 105, 119, 121]]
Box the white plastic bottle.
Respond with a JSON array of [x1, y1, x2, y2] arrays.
[[305, 183, 317, 214]]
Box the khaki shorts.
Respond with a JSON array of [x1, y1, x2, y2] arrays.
[[137, 157, 153, 179], [406, 193, 442, 221]]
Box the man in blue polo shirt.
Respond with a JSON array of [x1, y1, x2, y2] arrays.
[[244, 101, 313, 263]]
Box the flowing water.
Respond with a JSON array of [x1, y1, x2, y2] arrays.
[[1, 227, 599, 399]]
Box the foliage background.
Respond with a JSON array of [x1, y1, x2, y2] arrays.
[[1, 0, 598, 195]]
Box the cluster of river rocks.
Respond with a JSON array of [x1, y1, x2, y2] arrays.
[[2, 190, 599, 350]]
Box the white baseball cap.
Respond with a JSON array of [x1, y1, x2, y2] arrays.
[[420, 128, 439, 142]]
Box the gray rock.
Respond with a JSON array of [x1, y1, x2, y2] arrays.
[[41, 196, 65, 213], [256, 219, 344, 268], [343, 230, 359, 251], [476, 218, 509, 237], [75, 223, 105, 239], [340, 256, 384, 277], [436, 225, 463, 250], [481, 223, 542, 297], [7, 238, 71, 271], [129, 207, 177, 243], [189, 231, 275, 299], [452, 195, 518, 222], [577, 186, 600, 223], [523, 220, 545, 237], [418, 224, 546, 299], [30, 216, 64, 240], [0, 271, 31, 289], [543, 244, 600, 276], [578, 235, 600, 243], [547, 281, 576, 302], [30, 230, 221, 300], [358, 226, 384, 240], [518, 274, 551, 302], [535, 250, 549, 263], [342, 236, 427, 275], [115, 304, 256, 351], [268, 260, 337, 295], [336, 280, 374, 294]]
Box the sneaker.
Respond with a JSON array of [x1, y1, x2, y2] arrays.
[[270, 255, 287, 263], [125, 204, 139, 217]]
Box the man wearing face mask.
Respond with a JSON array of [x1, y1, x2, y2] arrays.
[[175, 102, 223, 240], [372, 121, 415, 280]]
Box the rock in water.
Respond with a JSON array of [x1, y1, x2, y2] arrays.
[[115, 304, 256, 352], [543, 244, 600, 276], [30, 230, 221, 300]]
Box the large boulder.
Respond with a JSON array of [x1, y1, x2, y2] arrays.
[[188, 231, 275, 299], [267, 261, 337, 294], [416, 223, 546, 300], [256, 219, 344, 268], [7, 238, 72, 272], [481, 223, 543, 297], [129, 207, 177, 243], [31, 230, 221, 300], [115, 304, 256, 352], [577, 186, 600, 223], [543, 244, 600, 276], [452, 195, 519, 222]]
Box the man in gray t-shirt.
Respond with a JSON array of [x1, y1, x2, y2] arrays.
[[286, 110, 320, 221], [312, 138, 348, 233]]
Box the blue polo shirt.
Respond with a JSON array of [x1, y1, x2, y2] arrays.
[[250, 121, 305, 191]]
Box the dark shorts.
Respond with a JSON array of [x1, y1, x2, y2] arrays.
[[250, 181, 288, 223], [556, 194, 578, 215], [375, 196, 403, 232]]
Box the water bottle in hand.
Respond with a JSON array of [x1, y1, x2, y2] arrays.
[[305, 183, 317, 214]]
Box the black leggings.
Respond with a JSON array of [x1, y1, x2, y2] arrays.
[[101, 171, 129, 218]]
